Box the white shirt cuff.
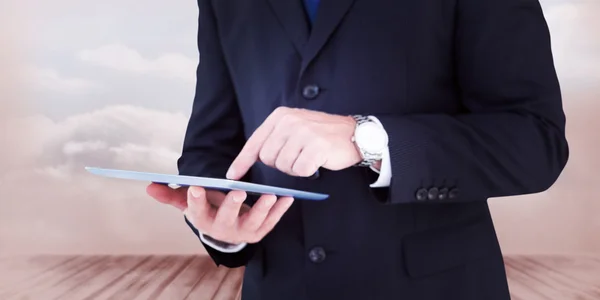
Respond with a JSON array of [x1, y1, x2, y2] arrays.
[[367, 116, 392, 188], [199, 233, 247, 253]]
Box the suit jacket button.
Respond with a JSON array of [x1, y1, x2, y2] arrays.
[[302, 84, 320, 100], [438, 188, 449, 200], [449, 188, 459, 199], [427, 187, 439, 200], [415, 188, 428, 201], [308, 247, 326, 263]]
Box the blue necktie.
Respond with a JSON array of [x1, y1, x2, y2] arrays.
[[303, 0, 320, 23]]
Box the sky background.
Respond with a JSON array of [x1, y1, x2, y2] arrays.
[[0, 0, 599, 255]]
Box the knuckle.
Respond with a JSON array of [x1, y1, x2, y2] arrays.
[[314, 135, 329, 146], [258, 149, 274, 165], [286, 112, 299, 121], [295, 124, 309, 136], [242, 218, 261, 231], [288, 115, 304, 127], [293, 162, 313, 177], [273, 106, 289, 116], [254, 229, 270, 241], [274, 162, 286, 174], [246, 236, 261, 244], [275, 157, 291, 172], [301, 125, 318, 140], [311, 151, 326, 167], [258, 147, 269, 160]]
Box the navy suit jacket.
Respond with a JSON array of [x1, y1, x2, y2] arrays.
[[177, 0, 569, 299]]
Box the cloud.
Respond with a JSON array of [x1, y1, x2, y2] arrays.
[[0, 105, 205, 255], [78, 44, 197, 83], [26, 67, 100, 94], [16, 105, 190, 178]]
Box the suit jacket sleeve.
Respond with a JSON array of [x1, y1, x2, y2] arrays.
[[177, 0, 256, 268], [374, 0, 569, 204]]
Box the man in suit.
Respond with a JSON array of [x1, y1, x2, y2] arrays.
[[147, 0, 569, 299]]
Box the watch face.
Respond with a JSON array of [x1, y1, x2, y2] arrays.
[[355, 122, 388, 153]]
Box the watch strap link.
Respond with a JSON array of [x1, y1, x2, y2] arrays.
[[351, 115, 380, 167], [352, 115, 370, 126]]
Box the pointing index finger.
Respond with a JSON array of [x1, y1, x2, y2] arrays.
[[226, 108, 286, 179]]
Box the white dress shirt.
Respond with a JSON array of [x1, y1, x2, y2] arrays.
[[200, 116, 392, 253]]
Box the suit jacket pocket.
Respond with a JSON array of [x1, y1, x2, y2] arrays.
[[401, 216, 501, 278]]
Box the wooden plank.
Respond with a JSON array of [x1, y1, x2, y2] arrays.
[[95, 256, 167, 300], [41, 256, 124, 300], [183, 265, 235, 300], [0, 256, 76, 292], [137, 255, 196, 300], [211, 268, 244, 300], [505, 257, 557, 300], [508, 255, 600, 300], [107, 256, 175, 300], [0, 256, 103, 299], [153, 256, 217, 300], [81, 255, 152, 300], [0, 255, 598, 300], [55, 256, 147, 300]]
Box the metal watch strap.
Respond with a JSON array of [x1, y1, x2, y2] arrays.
[[357, 157, 377, 167], [351, 115, 378, 167], [352, 115, 370, 125]]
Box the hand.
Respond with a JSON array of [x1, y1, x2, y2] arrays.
[[226, 107, 362, 180], [146, 183, 295, 244]]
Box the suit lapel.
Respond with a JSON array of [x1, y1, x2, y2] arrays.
[[301, 0, 356, 72], [266, 0, 310, 57]]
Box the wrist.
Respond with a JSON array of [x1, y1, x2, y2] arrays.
[[344, 115, 363, 165]]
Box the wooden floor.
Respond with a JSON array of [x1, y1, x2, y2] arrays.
[[0, 255, 598, 300]]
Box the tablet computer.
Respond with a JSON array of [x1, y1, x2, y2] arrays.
[[85, 167, 329, 201]]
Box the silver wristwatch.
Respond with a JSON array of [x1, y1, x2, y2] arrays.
[[350, 115, 389, 167]]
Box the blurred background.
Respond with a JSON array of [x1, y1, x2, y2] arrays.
[[0, 0, 598, 257]]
